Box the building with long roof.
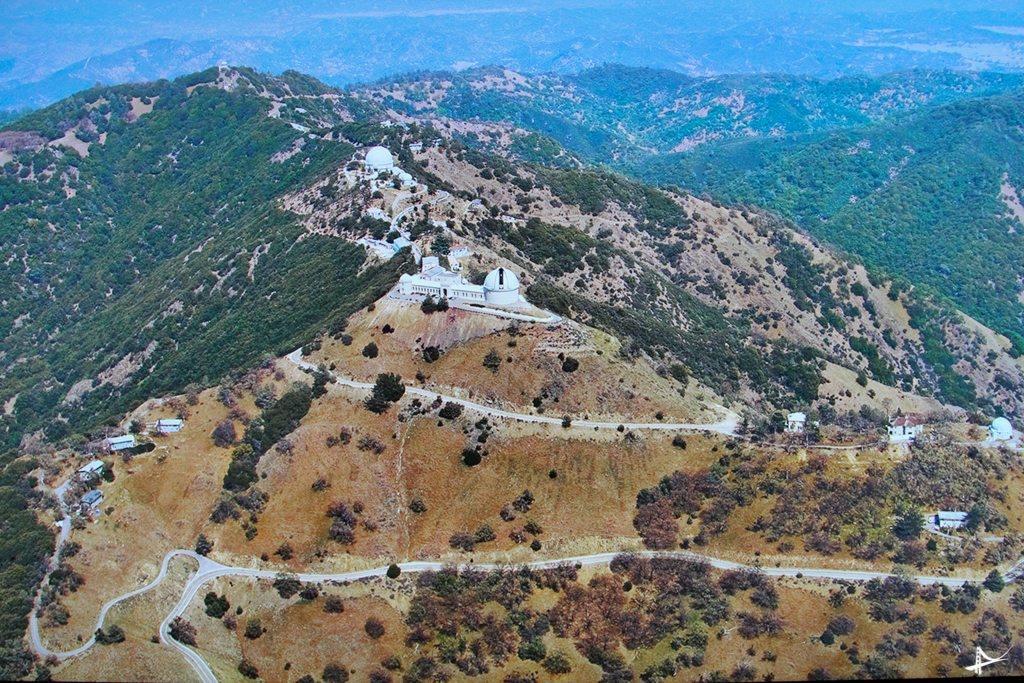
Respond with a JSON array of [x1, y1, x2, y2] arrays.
[[398, 264, 524, 306]]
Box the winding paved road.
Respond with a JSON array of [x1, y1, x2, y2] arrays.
[[27, 348, 1009, 680], [286, 348, 741, 436], [32, 546, 980, 683]]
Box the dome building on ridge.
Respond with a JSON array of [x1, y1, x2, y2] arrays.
[[397, 263, 525, 306], [364, 145, 395, 172], [989, 416, 1013, 441], [482, 267, 521, 305]]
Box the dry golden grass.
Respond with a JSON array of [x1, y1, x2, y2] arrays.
[[54, 638, 201, 683], [311, 297, 713, 423]]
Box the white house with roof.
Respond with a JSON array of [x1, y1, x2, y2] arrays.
[[887, 414, 925, 443], [152, 418, 183, 434], [989, 417, 1013, 441], [786, 412, 807, 433], [106, 434, 136, 451], [397, 263, 525, 306], [81, 489, 104, 513], [77, 460, 105, 481], [936, 510, 968, 530]]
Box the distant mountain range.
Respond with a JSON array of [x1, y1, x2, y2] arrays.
[[359, 65, 1024, 348], [6, 0, 1024, 111]]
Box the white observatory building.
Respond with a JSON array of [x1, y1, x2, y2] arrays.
[[364, 146, 395, 172], [398, 265, 525, 306]]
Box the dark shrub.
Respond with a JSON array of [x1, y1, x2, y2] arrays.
[[238, 660, 259, 679], [365, 618, 386, 639], [323, 663, 349, 683]]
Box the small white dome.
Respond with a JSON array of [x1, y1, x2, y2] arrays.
[[400, 273, 411, 282], [483, 267, 519, 292], [991, 417, 1013, 433], [365, 146, 394, 170]]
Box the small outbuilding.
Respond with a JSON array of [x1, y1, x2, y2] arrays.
[[936, 510, 968, 530], [153, 418, 183, 434], [106, 435, 136, 451], [81, 489, 104, 513], [77, 460, 105, 481], [887, 414, 924, 443], [989, 417, 1013, 441], [786, 412, 807, 433]]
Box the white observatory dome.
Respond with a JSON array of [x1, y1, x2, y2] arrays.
[[483, 267, 520, 291], [990, 417, 1013, 439], [365, 146, 395, 171]]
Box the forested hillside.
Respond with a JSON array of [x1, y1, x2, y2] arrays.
[[5, 64, 1024, 458], [635, 93, 1024, 348], [0, 67, 412, 453], [356, 65, 1024, 347]]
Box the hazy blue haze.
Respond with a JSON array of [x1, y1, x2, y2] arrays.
[[5, 1, 1024, 109]]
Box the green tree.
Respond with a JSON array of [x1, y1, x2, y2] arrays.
[[965, 503, 988, 533], [362, 342, 379, 359], [519, 637, 547, 662], [983, 569, 1005, 593], [543, 652, 573, 675], [420, 295, 437, 314], [893, 508, 924, 540], [372, 373, 405, 403], [431, 234, 451, 255]]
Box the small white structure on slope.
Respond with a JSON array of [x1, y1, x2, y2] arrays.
[[989, 417, 1013, 441], [77, 460, 105, 481], [936, 510, 968, 530], [364, 146, 395, 173], [786, 412, 806, 433], [153, 418, 183, 434], [81, 489, 104, 513], [398, 264, 525, 306], [106, 435, 136, 452], [887, 414, 924, 443]]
